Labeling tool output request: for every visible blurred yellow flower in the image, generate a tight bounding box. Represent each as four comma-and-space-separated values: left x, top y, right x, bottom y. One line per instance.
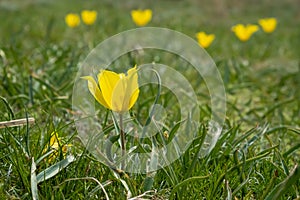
231, 24, 259, 42
65, 13, 80, 28
81, 10, 97, 25
82, 65, 139, 113
196, 32, 215, 48
131, 9, 152, 26
258, 18, 277, 33
43, 132, 71, 163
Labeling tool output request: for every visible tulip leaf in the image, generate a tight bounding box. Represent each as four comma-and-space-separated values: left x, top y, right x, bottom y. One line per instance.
168, 120, 183, 142
105, 134, 120, 161
30, 158, 39, 200
36, 155, 75, 184
265, 165, 300, 200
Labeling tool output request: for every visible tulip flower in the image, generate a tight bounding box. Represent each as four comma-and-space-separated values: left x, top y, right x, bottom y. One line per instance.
83, 66, 139, 166
43, 132, 70, 163
196, 32, 215, 48
231, 24, 259, 42
131, 9, 152, 26
81, 10, 97, 25
82, 65, 139, 113
65, 13, 80, 28
258, 18, 277, 33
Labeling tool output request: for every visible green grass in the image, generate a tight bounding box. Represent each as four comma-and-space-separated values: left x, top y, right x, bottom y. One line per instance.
0, 0, 300, 199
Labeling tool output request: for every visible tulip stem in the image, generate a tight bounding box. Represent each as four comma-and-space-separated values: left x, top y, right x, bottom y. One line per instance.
119, 113, 125, 169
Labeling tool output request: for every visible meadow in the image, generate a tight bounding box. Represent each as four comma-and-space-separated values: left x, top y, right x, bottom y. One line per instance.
0, 0, 299, 199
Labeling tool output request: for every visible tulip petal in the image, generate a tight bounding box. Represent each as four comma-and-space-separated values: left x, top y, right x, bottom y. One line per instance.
99, 70, 120, 110
81, 76, 110, 109
128, 88, 140, 110
109, 66, 139, 112
126, 66, 139, 109
111, 76, 128, 112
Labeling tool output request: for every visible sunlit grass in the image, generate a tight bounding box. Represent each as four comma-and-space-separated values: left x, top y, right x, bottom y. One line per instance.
0, 0, 299, 199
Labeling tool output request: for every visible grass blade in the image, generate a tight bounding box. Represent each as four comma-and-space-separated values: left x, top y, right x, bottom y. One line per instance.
265, 165, 300, 200
169, 175, 210, 199
30, 158, 39, 200
36, 155, 75, 184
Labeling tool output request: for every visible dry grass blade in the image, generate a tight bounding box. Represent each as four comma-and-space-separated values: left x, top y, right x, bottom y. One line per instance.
0, 117, 35, 129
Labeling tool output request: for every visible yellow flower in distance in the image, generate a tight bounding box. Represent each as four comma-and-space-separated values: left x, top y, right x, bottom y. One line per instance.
43, 132, 70, 163
196, 32, 215, 48
81, 10, 97, 25
258, 18, 277, 33
131, 9, 152, 26
65, 13, 80, 28
82, 66, 139, 113
231, 24, 259, 42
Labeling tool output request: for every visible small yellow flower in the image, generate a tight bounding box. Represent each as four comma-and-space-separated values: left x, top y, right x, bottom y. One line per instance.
231, 24, 259, 42
43, 132, 71, 163
82, 65, 139, 113
258, 18, 277, 33
65, 13, 80, 28
81, 10, 97, 25
131, 9, 152, 26
195, 32, 215, 48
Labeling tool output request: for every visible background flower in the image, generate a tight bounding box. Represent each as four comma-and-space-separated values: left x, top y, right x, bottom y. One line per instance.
231, 24, 259, 42
65, 13, 80, 28
43, 132, 70, 163
196, 32, 215, 48
258, 18, 277, 33
81, 10, 97, 25
131, 9, 152, 26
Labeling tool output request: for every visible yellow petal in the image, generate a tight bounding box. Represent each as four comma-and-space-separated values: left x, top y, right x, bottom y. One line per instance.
123, 66, 139, 110
98, 70, 120, 110
81, 76, 110, 109
248, 24, 259, 33
111, 76, 128, 112
127, 65, 139, 90
128, 88, 140, 110
110, 66, 139, 112
50, 133, 59, 147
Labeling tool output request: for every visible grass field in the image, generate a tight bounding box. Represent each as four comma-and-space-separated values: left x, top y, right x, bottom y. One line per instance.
0, 0, 299, 199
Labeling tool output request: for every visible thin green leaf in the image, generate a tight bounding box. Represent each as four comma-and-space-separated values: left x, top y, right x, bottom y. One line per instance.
36, 155, 75, 183
30, 158, 39, 200
169, 175, 210, 199
265, 165, 300, 200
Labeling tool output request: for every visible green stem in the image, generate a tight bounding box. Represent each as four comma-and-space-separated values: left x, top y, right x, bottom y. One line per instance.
119, 113, 125, 169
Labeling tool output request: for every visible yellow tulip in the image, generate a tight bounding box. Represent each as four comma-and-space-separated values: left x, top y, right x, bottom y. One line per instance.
195, 32, 215, 48
82, 66, 139, 113
65, 13, 80, 28
81, 10, 97, 25
258, 18, 277, 33
131, 9, 152, 26
231, 24, 259, 42
43, 132, 70, 163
